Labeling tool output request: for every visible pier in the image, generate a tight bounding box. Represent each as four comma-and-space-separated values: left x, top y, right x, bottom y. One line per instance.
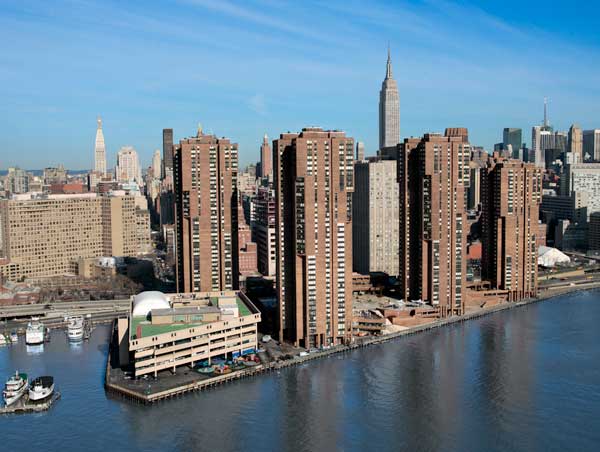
0, 392, 61, 415
105, 287, 600, 405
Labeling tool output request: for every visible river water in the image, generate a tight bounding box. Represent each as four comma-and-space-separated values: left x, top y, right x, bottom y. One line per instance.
1, 291, 599, 452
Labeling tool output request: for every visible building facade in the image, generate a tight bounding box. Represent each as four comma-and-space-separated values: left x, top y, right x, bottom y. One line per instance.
0, 193, 150, 280
583, 129, 600, 162
480, 157, 542, 301
259, 134, 272, 179
116, 146, 142, 184
352, 159, 399, 276
162, 128, 174, 175
503, 128, 522, 159
173, 128, 239, 293
252, 187, 276, 277
274, 128, 354, 347
564, 163, 600, 220
119, 290, 260, 377
397, 133, 470, 315
378, 48, 400, 150
568, 124, 583, 163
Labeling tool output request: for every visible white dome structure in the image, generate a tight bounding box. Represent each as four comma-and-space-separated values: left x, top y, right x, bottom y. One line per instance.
132, 291, 170, 317
538, 246, 571, 268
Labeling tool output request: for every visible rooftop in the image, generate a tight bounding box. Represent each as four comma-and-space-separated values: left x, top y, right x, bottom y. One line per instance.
130, 292, 255, 340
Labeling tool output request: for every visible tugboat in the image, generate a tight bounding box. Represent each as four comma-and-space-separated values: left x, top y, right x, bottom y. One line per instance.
28, 376, 54, 402
3, 372, 28, 406
25, 318, 45, 345
66, 316, 84, 342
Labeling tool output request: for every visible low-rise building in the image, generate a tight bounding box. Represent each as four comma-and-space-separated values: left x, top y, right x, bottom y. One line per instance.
117, 291, 261, 377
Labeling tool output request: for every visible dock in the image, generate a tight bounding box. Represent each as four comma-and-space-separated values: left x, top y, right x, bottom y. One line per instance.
0, 392, 60, 415
105, 285, 600, 404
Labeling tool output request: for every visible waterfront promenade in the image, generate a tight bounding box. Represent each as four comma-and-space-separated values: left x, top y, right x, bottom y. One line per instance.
105, 282, 600, 404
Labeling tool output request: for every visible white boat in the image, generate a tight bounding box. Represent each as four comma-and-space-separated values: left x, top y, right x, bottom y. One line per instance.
10, 331, 18, 343
0, 335, 6, 347
26, 318, 45, 345
66, 316, 84, 342
28, 376, 54, 402
3, 371, 28, 406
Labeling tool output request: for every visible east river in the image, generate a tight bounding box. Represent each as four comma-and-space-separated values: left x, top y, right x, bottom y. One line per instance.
1, 290, 599, 452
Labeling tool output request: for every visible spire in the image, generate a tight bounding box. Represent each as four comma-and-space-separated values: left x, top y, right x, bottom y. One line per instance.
263, 133, 268, 144
197, 122, 203, 137
543, 97, 549, 128
97, 116, 102, 129
386, 44, 393, 79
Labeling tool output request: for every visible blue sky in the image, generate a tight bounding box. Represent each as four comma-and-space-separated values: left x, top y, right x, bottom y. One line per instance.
1, 0, 599, 170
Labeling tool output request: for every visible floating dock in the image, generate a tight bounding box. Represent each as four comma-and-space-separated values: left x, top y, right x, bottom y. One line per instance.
0, 392, 60, 415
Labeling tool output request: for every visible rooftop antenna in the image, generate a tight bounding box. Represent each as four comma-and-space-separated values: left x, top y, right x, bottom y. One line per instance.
386, 42, 393, 79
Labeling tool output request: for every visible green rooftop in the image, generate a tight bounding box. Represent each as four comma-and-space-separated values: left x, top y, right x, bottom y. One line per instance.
130, 296, 254, 340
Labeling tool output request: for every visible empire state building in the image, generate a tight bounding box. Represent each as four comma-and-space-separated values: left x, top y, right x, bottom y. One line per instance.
379, 47, 400, 150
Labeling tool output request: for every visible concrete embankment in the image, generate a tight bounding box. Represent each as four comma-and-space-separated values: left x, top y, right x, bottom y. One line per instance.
105, 285, 600, 404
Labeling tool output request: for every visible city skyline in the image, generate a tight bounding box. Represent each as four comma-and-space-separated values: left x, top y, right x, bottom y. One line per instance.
1, 0, 600, 169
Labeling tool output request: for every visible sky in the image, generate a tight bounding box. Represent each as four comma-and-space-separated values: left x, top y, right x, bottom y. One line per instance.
1, 0, 600, 170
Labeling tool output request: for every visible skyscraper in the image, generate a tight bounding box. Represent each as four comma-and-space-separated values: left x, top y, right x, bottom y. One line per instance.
379, 47, 400, 150
259, 134, 272, 179
583, 129, 600, 161
353, 159, 399, 276
356, 141, 365, 161
397, 133, 470, 315
94, 117, 107, 176
162, 128, 174, 175
503, 128, 522, 159
274, 127, 354, 347
531, 98, 553, 168
568, 124, 583, 163
480, 156, 541, 301
116, 146, 142, 184
152, 149, 162, 179
173, 126, 239, 293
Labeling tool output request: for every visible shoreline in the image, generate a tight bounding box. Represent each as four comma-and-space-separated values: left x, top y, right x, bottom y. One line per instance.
105, 284, 600, 404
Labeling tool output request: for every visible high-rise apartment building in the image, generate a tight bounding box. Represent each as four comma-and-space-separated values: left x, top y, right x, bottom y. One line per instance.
564, 163, 600, 219
568, 124, 583, 163
353, 159, 399, 276
583, 129, 600, 162
0, 193, 151, 281
503, 128, 522, 159
274, 127, 354, 347
116, 146, 142, 184
173, 127, 239, 293
252, 187, 276, 277
6, 168, 29, 194
162, 128, 174, 175
152, 149, 162, 179
43, 165, 67, 185
356, 142, 365, 161
397, 133, 470, 315
480, 156, 541, 301
259, 134, 272, 179
94, 117, 107, 176
379, 48, 400, 150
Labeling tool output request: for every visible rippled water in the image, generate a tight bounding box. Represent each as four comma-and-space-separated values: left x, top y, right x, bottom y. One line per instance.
1, 291, 599, 452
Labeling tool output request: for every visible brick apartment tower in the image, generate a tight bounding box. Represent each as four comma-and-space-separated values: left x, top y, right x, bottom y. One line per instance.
397, 132, 470, 315
173, 127, 239, 293
274, 128, 354, 347
480, 155, 541, 301
259, 134, 272, 179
